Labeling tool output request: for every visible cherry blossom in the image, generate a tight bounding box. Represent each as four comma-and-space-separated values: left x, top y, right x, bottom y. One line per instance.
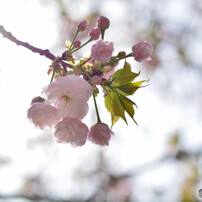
27, 102, 58, 130
54, 117, 89, 147
88, 123, 114, 146
132, 40, 153, 62
91, 39, 114, 63
43, 75, 93, 120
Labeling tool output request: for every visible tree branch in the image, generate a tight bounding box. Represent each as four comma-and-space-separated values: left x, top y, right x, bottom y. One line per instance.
0, 25, 56, 60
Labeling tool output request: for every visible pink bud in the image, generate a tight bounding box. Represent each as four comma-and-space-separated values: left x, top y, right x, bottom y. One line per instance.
89, 27, 101, 40
31, 96, 45, 105
88, 123, 114, 146
77, 20, 89, 32
97, 16, 110, 30
73, 40, 81, 48
132, 40, 153, 62
92, 75, 102, 85
91, 39, 114, 63
117, 51, 126, 58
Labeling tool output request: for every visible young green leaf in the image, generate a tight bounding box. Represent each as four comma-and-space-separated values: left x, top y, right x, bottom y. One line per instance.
105, 92, 127, 123
111, 115, 120, 127
123, 60, 131, 71
112, 69, 140, 85
116, 80, 147, 96
118, 95, 138, 125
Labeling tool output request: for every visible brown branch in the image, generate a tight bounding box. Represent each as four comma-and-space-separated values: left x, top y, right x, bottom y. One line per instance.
0, 194, 81, 202
0, 25, 56, 60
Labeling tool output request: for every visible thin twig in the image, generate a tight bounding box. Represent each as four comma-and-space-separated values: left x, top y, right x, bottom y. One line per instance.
0, 25, 56, 60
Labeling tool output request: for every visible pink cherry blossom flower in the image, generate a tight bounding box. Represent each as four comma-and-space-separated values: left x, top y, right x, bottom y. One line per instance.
132, 40, 153, 62
97, 16, 110, 29
89, 27, 101, 40
73, 40, 81, 48
54, 117, 89, 147
43, 75, 93, 120
92, 75, 102, 85
27, 102, 58, 130
77, 20, 89, 32
88, 123, 114, 146
91, 39, 114, 63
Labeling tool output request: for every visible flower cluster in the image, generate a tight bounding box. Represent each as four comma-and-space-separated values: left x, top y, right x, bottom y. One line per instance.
27, 16, 153, 147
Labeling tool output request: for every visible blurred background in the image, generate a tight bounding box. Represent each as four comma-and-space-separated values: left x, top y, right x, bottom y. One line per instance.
0, 0, 202, 201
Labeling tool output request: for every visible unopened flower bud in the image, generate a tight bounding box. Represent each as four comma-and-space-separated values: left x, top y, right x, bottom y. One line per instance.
97, 16, 110, 30
92, 75, 102, 85
117, 51, 126, 58
89, 28, 101, 40
73, 40, 81, 48
132, 41, 153, 62
77, 20, 89, 32
31, 96, 45, 105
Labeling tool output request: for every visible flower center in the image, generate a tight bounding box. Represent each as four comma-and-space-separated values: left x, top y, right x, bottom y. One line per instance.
61, 94, 70, 102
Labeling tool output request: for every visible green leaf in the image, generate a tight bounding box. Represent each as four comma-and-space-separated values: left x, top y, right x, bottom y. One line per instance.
112, 69, 140, 85
111, 115, 120, 127
118, 93, 138, 108
105, 92, 127, 123
117, 80, 147, 96
123, 60, 131, 71
118, 95, 138, 125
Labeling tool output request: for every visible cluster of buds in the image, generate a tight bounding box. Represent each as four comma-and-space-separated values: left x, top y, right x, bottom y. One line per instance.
27, 16, 153, 147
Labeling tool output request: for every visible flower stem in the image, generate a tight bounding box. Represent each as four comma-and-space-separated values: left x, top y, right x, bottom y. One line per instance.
102, 53, 133, 67
69, 29, 79, 51
50, 68, 55, 83
93, 93, 101, 123
101, 29, 105, 40
71, 38, 92, 54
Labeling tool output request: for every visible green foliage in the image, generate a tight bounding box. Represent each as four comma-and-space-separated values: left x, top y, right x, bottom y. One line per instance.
116, 80, 146, 96
105, 92, 127, 123
123, 60, 131, 71
112, 69, 140, 85
104, 61, 147, 127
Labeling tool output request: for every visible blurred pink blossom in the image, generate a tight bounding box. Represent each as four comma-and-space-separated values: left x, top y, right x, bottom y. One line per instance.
54, 117, 89, 147
77, 20, 89, 32
88, 123, 114, 146
43, 75, 93, 120
97, 16, 110, 29
89, 27, 101, 40
132, 40, 153, 62
91, 39, 114, 63
27, 102, 58, 130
